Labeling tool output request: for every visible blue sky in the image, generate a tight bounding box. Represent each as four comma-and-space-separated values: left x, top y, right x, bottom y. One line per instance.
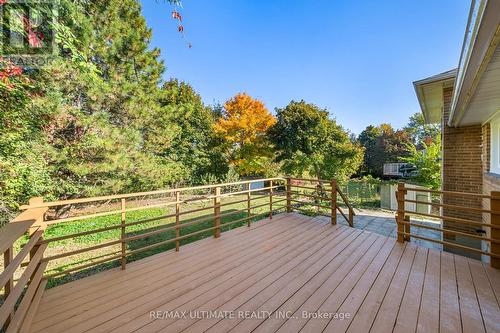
140, 0, 470, 134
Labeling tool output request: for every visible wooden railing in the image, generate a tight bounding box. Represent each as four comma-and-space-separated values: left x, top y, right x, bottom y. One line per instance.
396, 182, 500, 268
286, 177, 355, 226
1, 176, 355, 331
0, 199, 47, 333
21, 178, 291, 279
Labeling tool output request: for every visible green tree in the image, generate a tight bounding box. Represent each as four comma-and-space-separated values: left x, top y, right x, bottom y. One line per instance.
358, 124, 413, 177
40, 0, 185, 198
404, 112, 441, 146
0, 70, 52, 211
269, 100, 364, 182
357, 125, 384, 176
403, 137, 441, 189
0, 0, 199, 213
158, 79, 228, 182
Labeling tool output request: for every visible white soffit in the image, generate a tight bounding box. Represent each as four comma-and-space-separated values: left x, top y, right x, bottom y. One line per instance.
459, 43, 500, 126
450, 0, 500, 126
413, 69, 457, 124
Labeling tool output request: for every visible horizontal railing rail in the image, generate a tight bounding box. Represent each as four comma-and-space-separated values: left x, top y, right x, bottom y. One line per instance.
18, 178, 286, 210
396, 182, 500, 268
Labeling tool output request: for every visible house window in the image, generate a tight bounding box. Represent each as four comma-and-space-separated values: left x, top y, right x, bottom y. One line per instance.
490, 114, 500, 174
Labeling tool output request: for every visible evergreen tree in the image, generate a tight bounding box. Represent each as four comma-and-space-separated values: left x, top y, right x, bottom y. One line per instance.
0, 0, 204, 212
38, 0, 186, 199
159, 79, 226, 182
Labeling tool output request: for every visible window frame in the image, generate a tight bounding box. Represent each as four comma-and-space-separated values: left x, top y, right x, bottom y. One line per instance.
490, 113, 500, 174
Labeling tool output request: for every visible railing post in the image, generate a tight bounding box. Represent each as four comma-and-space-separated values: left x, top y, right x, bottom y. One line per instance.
331, 179, 337, 225
396, 182, 406, 243
404, 215, 411, 242
28, 197, 44, 237
286, 177, 292, 213
214, 186, 221, 238
3, 247, 14, 327
175, 191, 181, 251
269, 180, 273, 220
246, 182, 251, 227
120, 198, 126, 270
28, 197, 44, 280
491, 191, 500, 268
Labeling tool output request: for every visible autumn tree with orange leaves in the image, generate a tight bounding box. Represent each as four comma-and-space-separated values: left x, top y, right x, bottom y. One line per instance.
214, 93, 277, 176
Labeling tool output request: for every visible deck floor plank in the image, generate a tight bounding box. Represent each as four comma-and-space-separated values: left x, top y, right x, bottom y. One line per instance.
252, 239, 402, 333
439, 252, 462, 333
39, 213, 294, 306
217, 234, 384, 333
299, 236, 391, 333
416, 249, 441, 333
467, 258, 500, 333
33, 215, 306, 330
393, 246, 428, 333
321, 238, 397, 333
483, 263, 500, 306
40, 214, 310, 313
345, 242, 406, 333
368, 243, 417, 333
26, 213, 500, 333
273, 234, 383, 333
454, 254, 486, 333
176, 232, 366, 332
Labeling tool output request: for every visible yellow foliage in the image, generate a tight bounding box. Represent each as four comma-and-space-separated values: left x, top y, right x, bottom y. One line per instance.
214, 93, 276, 145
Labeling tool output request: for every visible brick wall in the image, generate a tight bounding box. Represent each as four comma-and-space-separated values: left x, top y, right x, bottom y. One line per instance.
441, 87, 483, 256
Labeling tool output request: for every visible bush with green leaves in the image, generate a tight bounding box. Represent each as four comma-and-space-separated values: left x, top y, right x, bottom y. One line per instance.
403, 137, 441, 190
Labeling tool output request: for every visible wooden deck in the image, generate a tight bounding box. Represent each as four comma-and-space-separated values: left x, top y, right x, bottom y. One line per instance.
29, 213, 500, 333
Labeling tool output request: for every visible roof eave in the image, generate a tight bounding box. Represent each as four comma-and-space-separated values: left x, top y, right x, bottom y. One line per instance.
413, 70, 457, 124
448, 0, 500, 127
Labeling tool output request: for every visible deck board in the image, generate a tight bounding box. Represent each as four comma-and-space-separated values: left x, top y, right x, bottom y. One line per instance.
322, 237, 396, 333
468, 259, 500, 333
416, 249, 440, 333
29, 213, 500, 333
393, 246, 428, 333
439, 252, 462, 333
455, 254, 486, 333
344, 239, 406, 333
369, 243, 417, 333
298, 235, 389, 333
